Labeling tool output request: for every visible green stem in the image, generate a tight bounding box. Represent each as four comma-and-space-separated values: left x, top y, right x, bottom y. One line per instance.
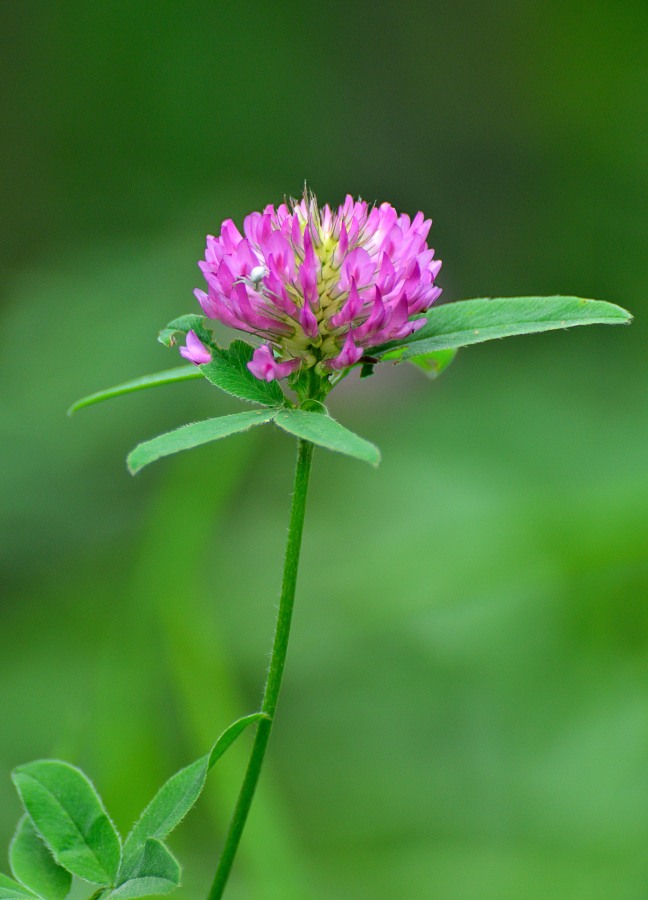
207, 438, 315, 899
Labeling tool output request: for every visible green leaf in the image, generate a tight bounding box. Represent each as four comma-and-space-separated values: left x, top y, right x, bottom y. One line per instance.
120, 758, 205, 876
9, 817, 71, 900
374, 296, 632, 358
200, 341, 286, 407
67, 366, 202, 415
157, 314, 215, 349
11, 761, 121, 886
274, 409, 381, 467
121, 713, 266, 872
107, 841, 179, 899
127, 410, 277, 474
0, 874, 38, 899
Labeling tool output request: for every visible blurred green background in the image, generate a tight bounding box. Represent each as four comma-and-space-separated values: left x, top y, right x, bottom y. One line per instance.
1, 2, 647, 897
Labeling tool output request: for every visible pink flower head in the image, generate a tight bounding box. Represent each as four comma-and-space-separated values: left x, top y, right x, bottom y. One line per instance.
180, 330, 211, 366
194, 191, 442, 381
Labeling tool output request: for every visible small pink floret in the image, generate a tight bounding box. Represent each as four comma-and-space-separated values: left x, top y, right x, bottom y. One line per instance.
328, 332, 364, 371
248, 345, 300, 382
180, 330, 211, 366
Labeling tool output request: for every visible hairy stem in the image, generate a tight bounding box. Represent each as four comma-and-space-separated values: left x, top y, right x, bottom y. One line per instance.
207, 438, 315, 899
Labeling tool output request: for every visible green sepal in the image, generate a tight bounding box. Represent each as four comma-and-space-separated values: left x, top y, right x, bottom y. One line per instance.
200, 341, 287, 407
287, 366, 331, 403
374, 296, 632, 358
127, 410, 278, 474
106, 841, 180, 899
158, 314, 216, 349
67, 366, 202, 415
0, 874, 39, 899
120, 713, 266, 874
9, 817, 71, 900
274, 408, 380, 467
11, 760, 121, 887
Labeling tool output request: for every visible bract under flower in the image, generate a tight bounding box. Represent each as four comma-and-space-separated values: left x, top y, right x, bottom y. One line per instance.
193, 192, 442, 383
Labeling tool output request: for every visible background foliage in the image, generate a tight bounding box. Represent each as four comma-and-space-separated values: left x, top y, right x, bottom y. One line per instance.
1, 2, 646, 897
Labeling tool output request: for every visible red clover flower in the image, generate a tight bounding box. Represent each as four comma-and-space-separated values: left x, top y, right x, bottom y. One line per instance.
188, 192, 442, 382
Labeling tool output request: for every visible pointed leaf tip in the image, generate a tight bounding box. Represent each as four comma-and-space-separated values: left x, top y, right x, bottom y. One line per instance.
208, 712, 268, 770
68, 366, 203, 415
